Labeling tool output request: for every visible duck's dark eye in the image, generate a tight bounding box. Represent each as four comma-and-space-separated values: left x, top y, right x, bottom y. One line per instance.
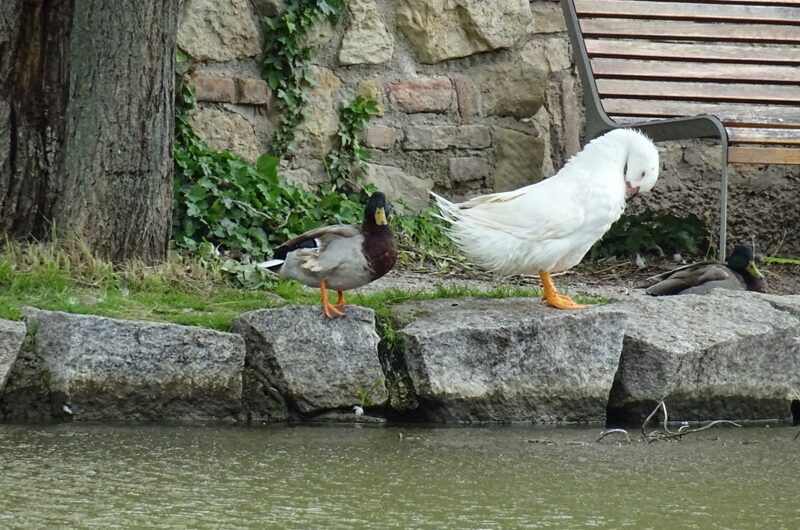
640, 170, 646, 180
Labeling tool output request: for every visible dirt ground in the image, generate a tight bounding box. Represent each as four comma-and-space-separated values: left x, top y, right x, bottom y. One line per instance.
366, 257, 799, 300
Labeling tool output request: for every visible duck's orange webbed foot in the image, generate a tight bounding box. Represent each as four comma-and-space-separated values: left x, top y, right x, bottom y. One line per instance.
334, 291, 347, 309
320, 281, 346, 319
539, 271, 589, 310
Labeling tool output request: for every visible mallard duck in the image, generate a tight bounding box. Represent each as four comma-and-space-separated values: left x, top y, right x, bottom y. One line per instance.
433, 128, 660, 310
259, 192, 397, 318
645, 244, 766, 295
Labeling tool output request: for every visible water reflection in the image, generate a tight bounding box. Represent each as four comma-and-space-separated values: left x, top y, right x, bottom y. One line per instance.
1, 424, 798, 528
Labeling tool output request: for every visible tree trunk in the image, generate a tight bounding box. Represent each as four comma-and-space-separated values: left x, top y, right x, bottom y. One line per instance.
0, 0, 177, 262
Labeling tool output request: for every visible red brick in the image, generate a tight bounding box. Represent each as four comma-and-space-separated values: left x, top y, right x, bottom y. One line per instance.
388, 76, 453, 114
192, 76, 236, 103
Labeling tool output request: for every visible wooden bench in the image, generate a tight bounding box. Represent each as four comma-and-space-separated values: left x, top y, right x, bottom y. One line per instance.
561, 0, 800, 257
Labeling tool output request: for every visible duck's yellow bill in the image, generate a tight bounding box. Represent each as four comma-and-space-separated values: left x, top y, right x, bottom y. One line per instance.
746, 261, 763, 278
374, 207, 388, 226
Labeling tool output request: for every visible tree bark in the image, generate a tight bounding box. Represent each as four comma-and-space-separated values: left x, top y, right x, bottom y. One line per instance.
0, 0, 177, 262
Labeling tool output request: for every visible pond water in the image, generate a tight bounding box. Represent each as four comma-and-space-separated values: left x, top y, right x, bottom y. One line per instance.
1, 423, 798, 529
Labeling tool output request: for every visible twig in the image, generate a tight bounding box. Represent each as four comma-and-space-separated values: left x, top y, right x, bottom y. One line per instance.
597, 429, 631, 443
640, 401, 741, 443
794, 430, 799, 441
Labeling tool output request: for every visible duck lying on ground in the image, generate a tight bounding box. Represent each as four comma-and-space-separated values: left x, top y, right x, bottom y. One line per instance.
433, 128, 660, 310
645, 243, 766, 296
259, 192, 397, 318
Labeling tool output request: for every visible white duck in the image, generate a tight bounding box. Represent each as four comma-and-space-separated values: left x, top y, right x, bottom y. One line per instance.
433, 128, 659, 310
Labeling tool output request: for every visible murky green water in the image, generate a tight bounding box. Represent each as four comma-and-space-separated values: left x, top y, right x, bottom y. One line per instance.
1, 423, 798, 529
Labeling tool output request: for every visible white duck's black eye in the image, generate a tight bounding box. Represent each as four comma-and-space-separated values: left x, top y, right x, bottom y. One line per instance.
640, 170, 646, 180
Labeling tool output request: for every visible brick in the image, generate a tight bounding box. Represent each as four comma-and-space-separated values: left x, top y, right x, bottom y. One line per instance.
449, 157, 492, 183
192, 76, 237, 103
236, 78, 270, 105
388, 76, 453, 114
363, 125, 397, 150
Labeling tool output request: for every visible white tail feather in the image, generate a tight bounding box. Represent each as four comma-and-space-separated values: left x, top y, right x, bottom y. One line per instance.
256, 259, 284, 270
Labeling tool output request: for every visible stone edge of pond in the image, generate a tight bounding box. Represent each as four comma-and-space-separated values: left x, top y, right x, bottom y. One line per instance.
1, 291, 799, 425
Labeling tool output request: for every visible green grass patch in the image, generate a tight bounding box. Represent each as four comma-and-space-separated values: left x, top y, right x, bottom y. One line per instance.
765, 256, 800, 266
0, 240, 607, 331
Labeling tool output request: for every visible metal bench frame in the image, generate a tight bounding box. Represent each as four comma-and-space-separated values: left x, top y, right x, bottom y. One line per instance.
561, 0, 731, 258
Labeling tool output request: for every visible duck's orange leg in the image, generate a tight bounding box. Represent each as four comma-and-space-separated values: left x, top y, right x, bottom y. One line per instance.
320, 280, 345, 318
539, 271, 588, 310
334, 290, 346, 309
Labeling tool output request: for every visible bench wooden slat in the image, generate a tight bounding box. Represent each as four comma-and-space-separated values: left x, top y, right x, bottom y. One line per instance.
596, 79, 800, 105
584, 39, 800, 65
729, 146, 800, 164
575, 0, 800, 25
696, 0, 800, 5
591, 58, 800, 83
602, 99, 800, 127
728, 127, 800, 144
580, 18, 800, 43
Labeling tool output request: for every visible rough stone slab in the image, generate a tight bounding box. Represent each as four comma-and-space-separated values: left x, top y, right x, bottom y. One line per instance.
188, 107, 261, 162
0, 319, 26, 393
464, 63, 547, 119
390, 298, 628, 423
178, 0, 261, 61
365, 163, 433, 212
294, 66, 342, 158
449, 156, 491, 183
236, 78, 271, 105
492, 128, 545, 191
231, 306, 387, 414
397, 0, 532, 64
339, 0, 394, 65
23, 308, 246, 421
607, 291, 800, 424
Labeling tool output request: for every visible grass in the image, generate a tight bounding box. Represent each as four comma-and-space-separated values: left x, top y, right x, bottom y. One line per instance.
765, 256, 800, 266
0, 240, 607, 331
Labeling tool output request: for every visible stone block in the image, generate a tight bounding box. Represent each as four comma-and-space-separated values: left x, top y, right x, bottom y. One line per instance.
236, 78, 270, 105
454, 74, 481, 118
449, 157, 492, 183
363, 125, 398, 150
232, 306, 387, 414
464, 63, 547, 118
188, 107, 262, 162
531, 2, 567, 33
178, 0, 261, 61
389, 77, 453, 114
0, 319, 26, 393
492, 128, 545, 191
365, 163, 433, 212
339, 0, 394, 65
607, 292, 800, 424
193, 76, 237, 103
403, 125, 491, 151
397, 0, 532, 64
22, 308, 246, 421
389, 298, 628, 422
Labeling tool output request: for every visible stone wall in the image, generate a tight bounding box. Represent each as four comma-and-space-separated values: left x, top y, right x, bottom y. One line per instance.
177, 0, 800, 255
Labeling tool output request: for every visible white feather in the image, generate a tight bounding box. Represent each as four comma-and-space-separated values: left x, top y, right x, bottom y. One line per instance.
256, 259, 285, 269
433, 129, 659, 276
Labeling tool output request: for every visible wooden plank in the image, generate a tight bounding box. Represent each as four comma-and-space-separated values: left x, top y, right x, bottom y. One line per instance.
728, 127, 800, 144
595, 79, 800, 105
584, 39, 800, 65
575, 0, 800, 25
601, 99, 800, 126
579, 19, 800, 43
729, 146, 800, 163
698, 0, 800, 5
591, 58, 800, 83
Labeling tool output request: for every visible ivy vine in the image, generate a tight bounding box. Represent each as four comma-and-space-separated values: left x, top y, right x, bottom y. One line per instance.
262, 0, 346, 155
